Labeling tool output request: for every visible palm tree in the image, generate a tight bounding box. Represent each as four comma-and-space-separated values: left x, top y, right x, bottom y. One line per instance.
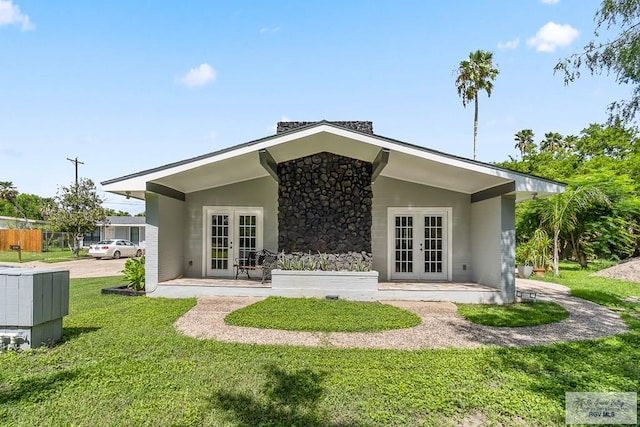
541, 186, 609, 275
562, 134, 579, 152
0, 181, 30, 228
540, 132, 564, 153
514, 129, 535, 156
0, 181, 18, 203
455, 50, 499, 160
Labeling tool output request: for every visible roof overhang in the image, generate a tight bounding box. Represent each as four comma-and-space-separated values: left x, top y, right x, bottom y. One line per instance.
102, 122, 565, 203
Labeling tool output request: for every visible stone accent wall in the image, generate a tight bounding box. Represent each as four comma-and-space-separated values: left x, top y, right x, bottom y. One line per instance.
276, 121, 374, 134
278, 152, 372, 253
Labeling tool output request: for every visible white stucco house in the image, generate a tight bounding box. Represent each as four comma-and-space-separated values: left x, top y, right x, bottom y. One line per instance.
99, 216, 146, 247
102, 121, 564, 303
82, 216, 146, 248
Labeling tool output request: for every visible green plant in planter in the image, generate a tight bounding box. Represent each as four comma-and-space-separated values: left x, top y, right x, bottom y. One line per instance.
122, 256, 145, 291
276, 251, 373, 271
529, 229, 552, 273
515, 242, 533, 266
317, 252, 330, 271
515, 241, 534, 278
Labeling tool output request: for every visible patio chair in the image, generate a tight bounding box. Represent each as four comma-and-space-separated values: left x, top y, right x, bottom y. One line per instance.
234, 249, 278, 283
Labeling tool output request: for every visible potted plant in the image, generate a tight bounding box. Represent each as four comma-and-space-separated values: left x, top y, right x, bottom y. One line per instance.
515, 241, 534, 279
529, 229, 551, 276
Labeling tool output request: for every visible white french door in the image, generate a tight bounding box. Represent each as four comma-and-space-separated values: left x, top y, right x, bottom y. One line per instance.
204, 207, 263, 277
388, 208, 451, 281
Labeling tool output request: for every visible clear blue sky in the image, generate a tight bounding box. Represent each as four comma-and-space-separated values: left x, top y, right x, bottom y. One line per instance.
0, 0, 629, 214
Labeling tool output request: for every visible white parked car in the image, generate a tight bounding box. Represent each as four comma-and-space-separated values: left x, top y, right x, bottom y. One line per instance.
88, 239, 143, 259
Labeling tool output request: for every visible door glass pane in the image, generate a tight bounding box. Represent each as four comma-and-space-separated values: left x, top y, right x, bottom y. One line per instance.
237, 215, 257, 267
423, 215, 444, 274
211, 215, 229, 270
395, 215, 413, 273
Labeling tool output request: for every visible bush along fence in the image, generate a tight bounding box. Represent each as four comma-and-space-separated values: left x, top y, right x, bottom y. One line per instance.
277, 251, 373, 272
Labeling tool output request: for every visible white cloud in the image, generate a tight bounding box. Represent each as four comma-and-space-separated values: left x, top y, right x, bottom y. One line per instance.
497, 37, 520, 50
527, 22, 579, 52
177, 63, 216, 88
260, 26, 281, 34
540, 0, 560, 4
0, 0, 34, 31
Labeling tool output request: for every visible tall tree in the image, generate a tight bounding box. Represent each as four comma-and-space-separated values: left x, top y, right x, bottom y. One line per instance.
455, 50, 499, 160
555, 0, 640, 123
563, 135, 580, 153
45, 178, 108, 256
514, 129, 535, 156
0, 181, 31, 228
541, 132, 564, 153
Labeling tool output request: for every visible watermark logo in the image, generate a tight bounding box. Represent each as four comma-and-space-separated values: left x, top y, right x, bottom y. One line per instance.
566, 392, 637, 425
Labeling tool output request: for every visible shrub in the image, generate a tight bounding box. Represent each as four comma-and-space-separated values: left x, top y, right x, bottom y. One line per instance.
122, 256, 145, 291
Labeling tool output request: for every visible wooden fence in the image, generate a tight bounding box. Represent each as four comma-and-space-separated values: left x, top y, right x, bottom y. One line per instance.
0, 229, 42, 252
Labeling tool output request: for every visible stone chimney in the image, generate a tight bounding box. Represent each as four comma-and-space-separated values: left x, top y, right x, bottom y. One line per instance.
276, 121, 374, 134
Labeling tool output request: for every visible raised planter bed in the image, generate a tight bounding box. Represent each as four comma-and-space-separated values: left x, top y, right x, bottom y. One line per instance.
101, 285, 145, 297
271, 269, 379, 301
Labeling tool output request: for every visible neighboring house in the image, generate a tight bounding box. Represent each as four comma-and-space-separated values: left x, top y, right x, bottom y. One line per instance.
102, 121, 564, 303
83, 216, 146, 248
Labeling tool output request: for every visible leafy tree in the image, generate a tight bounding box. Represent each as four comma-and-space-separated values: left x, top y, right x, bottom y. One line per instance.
571, 171, 640, 259
0, 181, 31, 228
555, 0, 640, 123
503, 121, 640, 265
0, 193, 54, 221
45, 178, 108, 256
575, 120, 638, 159
455, 49, 499, 160
514, 129, 535, 156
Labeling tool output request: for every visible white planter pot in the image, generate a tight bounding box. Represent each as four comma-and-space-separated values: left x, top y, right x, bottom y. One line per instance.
271, 269, 379, 301
517, 265, 533, 279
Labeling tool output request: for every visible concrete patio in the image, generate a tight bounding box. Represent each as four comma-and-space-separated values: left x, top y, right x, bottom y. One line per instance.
148, 276, 504, 303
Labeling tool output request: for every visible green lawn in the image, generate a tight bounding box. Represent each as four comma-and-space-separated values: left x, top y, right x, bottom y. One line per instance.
225, 296, 421, 332
0, 248, 88, 263
0, 267, 638, 426
457, 301, 569, 327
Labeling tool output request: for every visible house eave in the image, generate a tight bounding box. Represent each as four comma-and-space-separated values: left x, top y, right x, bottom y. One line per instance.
101, 121, 566, 200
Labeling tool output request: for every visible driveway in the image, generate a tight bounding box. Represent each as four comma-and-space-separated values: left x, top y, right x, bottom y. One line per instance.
0, 258, 127, 278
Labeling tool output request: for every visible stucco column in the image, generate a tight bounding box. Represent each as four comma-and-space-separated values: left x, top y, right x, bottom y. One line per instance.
500, 196, 516, 303
145, 193, 160, 290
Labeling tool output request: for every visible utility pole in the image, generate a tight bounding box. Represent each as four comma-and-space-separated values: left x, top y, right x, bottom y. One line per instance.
66, 157, 84, 256
67, 157, 84, 188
